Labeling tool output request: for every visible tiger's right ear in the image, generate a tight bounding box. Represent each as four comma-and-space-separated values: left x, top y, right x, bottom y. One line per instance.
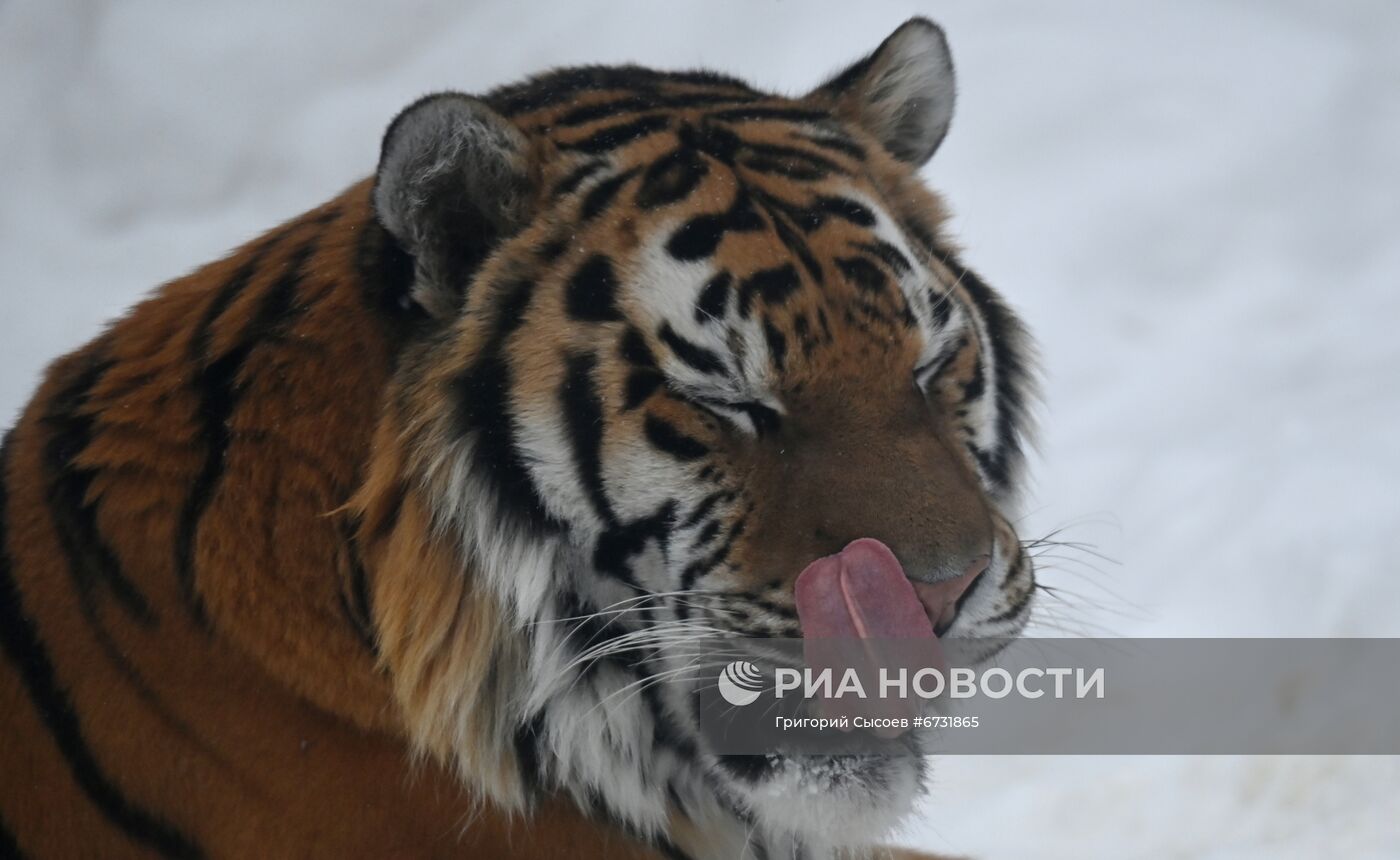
814, 18, 957, 166
373, 93, 534, 318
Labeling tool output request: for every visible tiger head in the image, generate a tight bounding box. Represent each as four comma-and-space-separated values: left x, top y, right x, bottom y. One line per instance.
357, 17, 1036, 855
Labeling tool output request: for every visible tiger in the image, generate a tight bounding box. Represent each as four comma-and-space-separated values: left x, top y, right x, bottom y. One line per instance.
0, 16, 1037, 860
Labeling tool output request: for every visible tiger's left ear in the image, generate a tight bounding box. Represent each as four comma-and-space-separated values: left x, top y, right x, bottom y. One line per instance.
813, 17, 957, 166
373, 93, 535, 318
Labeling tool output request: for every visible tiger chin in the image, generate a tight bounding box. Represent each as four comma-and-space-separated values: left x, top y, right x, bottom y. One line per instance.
0, 17, 1035, 860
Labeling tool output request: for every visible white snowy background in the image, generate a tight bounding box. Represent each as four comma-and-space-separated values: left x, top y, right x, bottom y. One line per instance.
2, 1, 1398, 857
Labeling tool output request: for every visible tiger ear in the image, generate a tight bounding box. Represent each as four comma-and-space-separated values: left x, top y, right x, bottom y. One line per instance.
373, 93, 534, 318
814, 17, 957, 166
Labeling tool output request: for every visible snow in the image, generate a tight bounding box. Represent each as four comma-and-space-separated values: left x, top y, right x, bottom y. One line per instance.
3, 1, 1398, 856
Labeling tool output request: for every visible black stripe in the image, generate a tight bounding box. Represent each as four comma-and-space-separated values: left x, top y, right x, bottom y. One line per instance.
453, 279, 556, 527
776, 211, 825, 283
552, 159, 607, 197
592, 501, 676, 584
741, 156, 825, 181
749, 189, 824, 283
620, 327, 665, 410
345, 541, 373, 639
623, 371, 663, 411
555, 91, 744, 127
658, 324, 726, 376
796, 131, 866, 161
618, 327, 659, 369
737, 264, 800, 317
665, 214, 728, 262
811, 195, 875, 228
961, 352, 986, 401
717, 754, 776, 783
835, 256, 887, 295
665, 190, 764, 263
38, 354, 246, 781
693, 273, 731, 324
636, 147, 709, 210
565, 255, 623, 322
930, 248, 1030, 492
762, 320, 788, 372
559, 115, 670, 155
337, 529, 377, 655
580, 167, 640, 222
40, 369, 233, 768
0, 437, 205, 859
741, 592, 797, 622
914, 345, 958, 389
724, 193, 764, 233
692, 520, 721, 549
926, 287, 955, 329
560, 353, 616, 525
855, 240, 912, 275
511, 711, 546, 797
986, 582, 1033, 624
537, 236, 570, 263
41, 347, 154, 624
682, 491, 725, 529
556, 96, 661, 127
792, 312, 814, 357
177, 239, 316, 623
643, 416, 708, 461
678, 122, 742, 165
738, 142, 845, 180
680, 514, 745, 592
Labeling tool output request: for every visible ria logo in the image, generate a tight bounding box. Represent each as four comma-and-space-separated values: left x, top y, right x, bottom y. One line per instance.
717, 660, 766, 706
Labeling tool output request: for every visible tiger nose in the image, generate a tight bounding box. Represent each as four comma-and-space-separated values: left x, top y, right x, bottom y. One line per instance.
899, 535, 993, 586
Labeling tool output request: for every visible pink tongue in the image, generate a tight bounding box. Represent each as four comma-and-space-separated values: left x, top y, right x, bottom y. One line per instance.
794, 538, 934, 640
793, 538, 933, 736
